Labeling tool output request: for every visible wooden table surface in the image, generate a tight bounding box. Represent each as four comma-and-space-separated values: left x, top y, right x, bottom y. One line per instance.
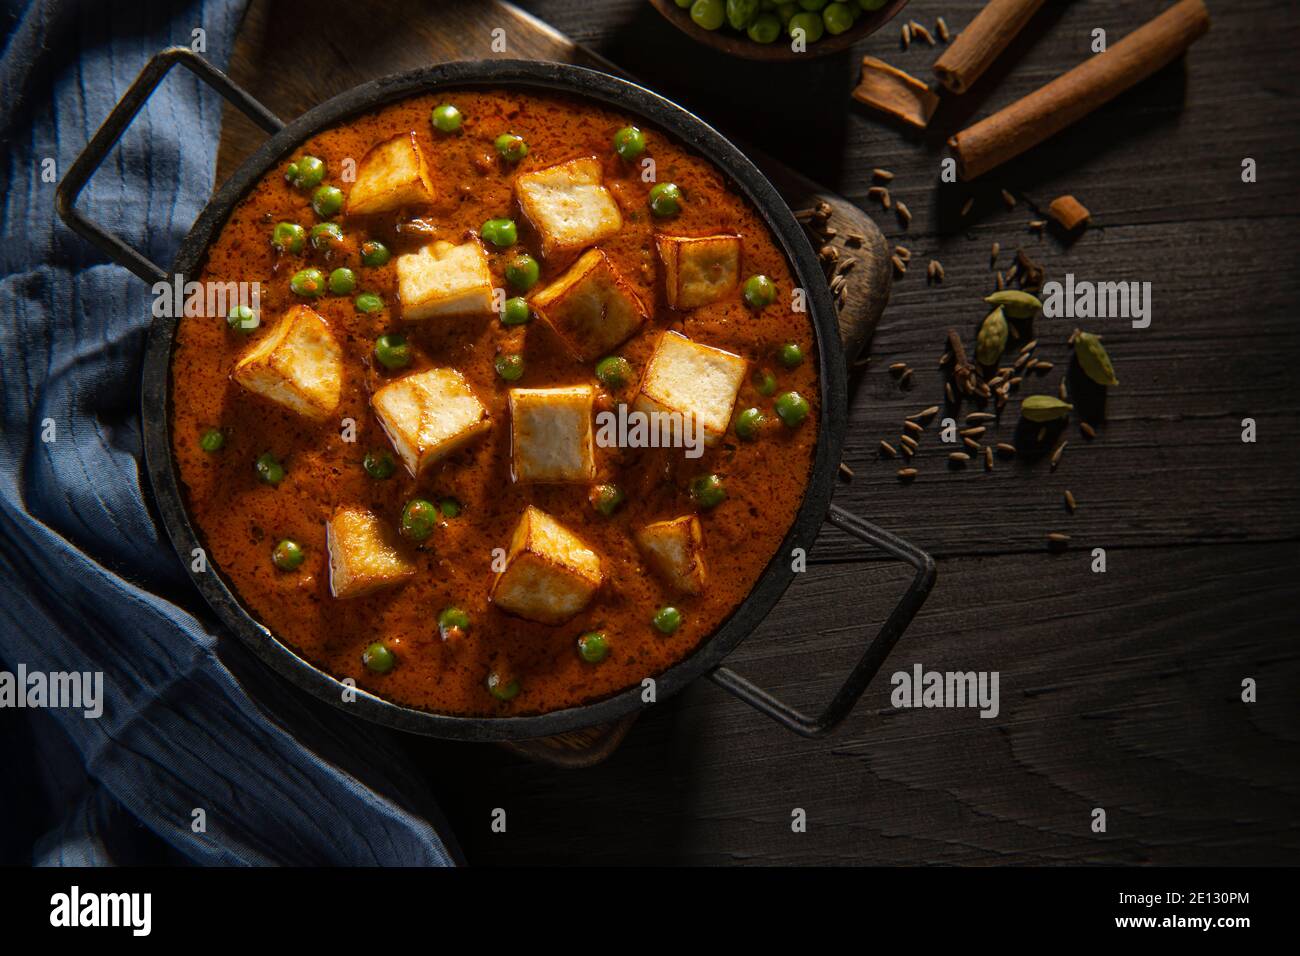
403, 0, 1300, 865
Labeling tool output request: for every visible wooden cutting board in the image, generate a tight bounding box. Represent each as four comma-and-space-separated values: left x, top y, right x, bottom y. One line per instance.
216, 0, 891, 767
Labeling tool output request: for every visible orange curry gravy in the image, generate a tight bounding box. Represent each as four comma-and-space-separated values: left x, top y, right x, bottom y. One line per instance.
173, 89, 819, 716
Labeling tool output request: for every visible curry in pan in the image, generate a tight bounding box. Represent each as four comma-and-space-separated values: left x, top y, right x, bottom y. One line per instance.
172, 89, 819, 716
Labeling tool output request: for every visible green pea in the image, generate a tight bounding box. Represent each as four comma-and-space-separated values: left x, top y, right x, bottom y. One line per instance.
271, 221, 305, 254
648, 182, 682, 217
354, 292, 385, 314
577, 631, 610, 664
774, 390, 810, 427
823, 1, 854, 33
590, 483, 625, 517
799, 0, 828, 9
374, 333, 411, 370
777, 2, 799, 24
675, 0, 692, 6
285, 155, 325, 191
255, 452, 285, 486
311, 184, 344, 218
613, 126, 646, 161
734, 407, 765, 441
360, 240, 391, 267
788, 10, 825, 40
431, 103, 463, 133
505, 253, 540, 291
439, 606, 470, 635
743, 274, 776, 308
362, 642, 395, 674
199, 428, 225, 452
727, 0, 759, 29
481, 217, 517, 247
653, 606, 682, 635
400, 498, 438, 542
501, 296, 531, 326
494, 133, 528, 162
753, 368, 777, 396
363, 450, 395, 479
486, 671, 520, 701
748, 11, 782, 41
226, 304, 259, 332
289, 267, 325, 297
779, 342, 804, 367
691, 0, 726, 29
310, 221, 344, 251
690, 473, 727, 509
595, 355, 633, 389
328, 267, 357, 295
495, 353, 525, 381
438, 497, 462, 518
272, 539, 305, 571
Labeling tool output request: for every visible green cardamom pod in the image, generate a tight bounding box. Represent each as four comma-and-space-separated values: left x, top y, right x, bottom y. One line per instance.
983, 290, 1043, 319
1074, 331, 1118, 386
1021, 394, 1074, 422
975, 306, 1008, 366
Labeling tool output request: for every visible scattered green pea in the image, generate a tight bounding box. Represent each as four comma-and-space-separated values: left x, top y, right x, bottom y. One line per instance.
753, 368, 777, 396
289, 267, 325, 297
328, 267, 357, 295
486, 672, 520, 701
743, 274, 776, 308
481, 217, 518, 247
734, 407, 765, 441
272, 539, 305, 571
494, 133, 528, 162
310, 221, 344, 251
595, 355, 633, 389
653, 606, 682, 635
613, 126, 646, 161
505, 253, 540, 291
284, 155, 325, 191
226, 304, 258, 332
439, 606, 470, 637
362, 642, 395, 674
354, 291, 385, 314
779, 342, 804, 368
501, 296, 531, 326
590, 483, 625, 517
255, 452, 285, 486
648, 182, 682, 217
311, 184, 344, 218
577, 631, 610, 664
374, 333, 411, 370
271, 221, 305, 254
363, 450, 395, 479
360, 240, 391, 267
690, 473, 727, 509
431, 103, 463, 133
400, 498, 438, 542
438, 497, 462, 518
774, 390, 810, 428
495, 353, 525, 381
199, 428, 225, 452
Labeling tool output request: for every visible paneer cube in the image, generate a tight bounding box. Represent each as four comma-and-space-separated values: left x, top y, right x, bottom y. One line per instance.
633, 331, 747, 446
491, 506, 603, 624
326, 508, 416, 599
529, 248, 646, 361
634, 515, 707, 596
509, 386, 596, 483
230, 305, 342, 422
345, 131, 436, 216
656, 234, 742, 309
371, 367, 490, 476
514, 156, 622, 258
395, 239, 494, 321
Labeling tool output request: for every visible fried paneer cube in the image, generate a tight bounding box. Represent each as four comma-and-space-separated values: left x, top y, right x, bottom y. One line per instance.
395, 239, 494, 321
345, 131, 436, 216
326, 508, 416, 599
514, 156, 622, 258
490, 506, 603, 625
231, 305, 342, 422
655, 233, 742, 309
633, 331, 747, 446
371, 367, 490, 476
529, 248, 646, 361
508, 386, 596, 484
634, 515, 706, 596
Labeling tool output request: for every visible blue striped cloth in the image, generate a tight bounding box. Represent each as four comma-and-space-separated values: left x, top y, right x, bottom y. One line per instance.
0, 0, 458, 865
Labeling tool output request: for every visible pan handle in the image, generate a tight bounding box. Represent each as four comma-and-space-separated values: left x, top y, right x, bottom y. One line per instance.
55, 47, 284, 284
708, 504, 936, 738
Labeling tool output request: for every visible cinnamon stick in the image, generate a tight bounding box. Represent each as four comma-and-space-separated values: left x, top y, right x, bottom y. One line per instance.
852, 57, 941, 130
948, 0, 1211, 180
1048, 195, 1090, 230
933, 0, 1046, 95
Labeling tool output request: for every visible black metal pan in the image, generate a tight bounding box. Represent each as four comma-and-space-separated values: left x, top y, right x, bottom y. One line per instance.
56, 48, 935, 741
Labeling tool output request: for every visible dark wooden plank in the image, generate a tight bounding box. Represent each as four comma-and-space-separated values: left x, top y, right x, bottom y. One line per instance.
415, 542, 1300, 864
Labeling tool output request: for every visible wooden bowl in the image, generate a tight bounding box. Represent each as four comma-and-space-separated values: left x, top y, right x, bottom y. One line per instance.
648, 0, 910, 62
